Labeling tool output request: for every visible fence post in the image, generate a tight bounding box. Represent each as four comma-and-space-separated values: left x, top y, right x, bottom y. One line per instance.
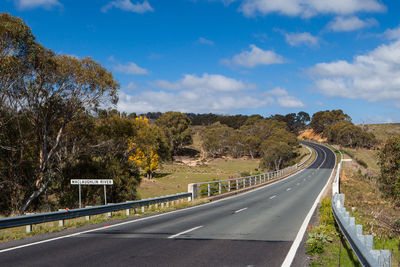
218, 182, 222, 194
243, 178, 245, 188
207, 183, 211, 197
228, 180, 231, 192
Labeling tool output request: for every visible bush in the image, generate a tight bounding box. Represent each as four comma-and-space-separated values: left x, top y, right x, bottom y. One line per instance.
306, 198, 334, 255
378, 136, 400, 203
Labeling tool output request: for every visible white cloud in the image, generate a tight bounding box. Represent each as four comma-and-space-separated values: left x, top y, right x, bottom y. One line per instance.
222, 44, 284, 68
15, 0, 61, 9
101, 0, 154, 13
284, 32, 319, 47
113, 62, 148, 75
197, 37, 214, 45
267, 87, 305, 108
118, 91, 270, 114
327, 16, 378, 32
118, 74, 269, 113
239, 0, 385, 18
154, 73, 256, 92
383, 26, 400, 40
310, 38, 400, 106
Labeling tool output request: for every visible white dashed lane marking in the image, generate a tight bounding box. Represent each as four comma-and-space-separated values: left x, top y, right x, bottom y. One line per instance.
234, 207, 248, 214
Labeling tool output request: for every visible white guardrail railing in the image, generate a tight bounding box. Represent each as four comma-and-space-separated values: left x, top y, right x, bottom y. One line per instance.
329, 145, 391, 267
188, 145, 313, 200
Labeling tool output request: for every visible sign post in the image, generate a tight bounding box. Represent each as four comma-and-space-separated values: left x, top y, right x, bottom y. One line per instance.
79, 184, 82, 208
70, 179, 114, 208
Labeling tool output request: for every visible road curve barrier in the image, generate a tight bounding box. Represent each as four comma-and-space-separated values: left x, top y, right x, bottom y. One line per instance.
0, 192, 192, 233
188, 145, 313, 200
329, 145, 391, 267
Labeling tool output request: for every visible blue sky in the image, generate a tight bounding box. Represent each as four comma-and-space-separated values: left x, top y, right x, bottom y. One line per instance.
2, 0, 400, 123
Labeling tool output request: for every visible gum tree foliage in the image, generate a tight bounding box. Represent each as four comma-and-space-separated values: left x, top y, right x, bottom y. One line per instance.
269, 111, 310, 134
155, 111, 192, 156
310, 110, 351, 134
0, 14, 119, 214
200, 118, 298, 170
378, 136, 400, 204
323, 120, 376, 148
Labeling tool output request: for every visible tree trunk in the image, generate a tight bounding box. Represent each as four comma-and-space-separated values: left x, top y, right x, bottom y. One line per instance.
19, 181, 47, 214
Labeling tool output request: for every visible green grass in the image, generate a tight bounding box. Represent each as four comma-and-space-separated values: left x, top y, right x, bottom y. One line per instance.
307, 198, 361, 266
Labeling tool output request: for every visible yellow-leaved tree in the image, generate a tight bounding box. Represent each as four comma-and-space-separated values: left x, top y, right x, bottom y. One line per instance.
128, 116, 161, 179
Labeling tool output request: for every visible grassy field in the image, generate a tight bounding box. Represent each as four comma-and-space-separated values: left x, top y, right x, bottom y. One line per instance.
137, 158, 260, 199
362, 123, 400, 142
137, 141, 311, 199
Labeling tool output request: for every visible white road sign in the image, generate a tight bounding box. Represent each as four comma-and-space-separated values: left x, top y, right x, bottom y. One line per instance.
70, 179, 114, 185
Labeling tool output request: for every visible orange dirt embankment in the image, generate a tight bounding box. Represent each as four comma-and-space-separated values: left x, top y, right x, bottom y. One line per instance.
298, 129, 327, 143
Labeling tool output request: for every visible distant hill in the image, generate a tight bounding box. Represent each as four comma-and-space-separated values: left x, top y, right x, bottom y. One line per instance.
360, 123, 400, 142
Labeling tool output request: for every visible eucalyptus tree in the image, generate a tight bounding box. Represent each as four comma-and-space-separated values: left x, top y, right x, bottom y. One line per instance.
0, 13, 119, 214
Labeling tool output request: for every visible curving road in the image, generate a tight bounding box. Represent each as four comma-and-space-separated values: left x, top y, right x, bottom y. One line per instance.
0, 142, 336, 267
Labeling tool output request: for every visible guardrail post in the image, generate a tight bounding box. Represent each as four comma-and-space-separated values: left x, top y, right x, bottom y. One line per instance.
228, 180, 231, 192
85, 206, 92, 220
141, 206, 145, 213
218, 182, 222, 194
26, 224, 32, 233
166, 201, 169, 208
161, 202, 164, 209
126, 208, 130, 216
243, 178, 245, 188
188, 183, 197, 200
58, 209, 65, 227
207, 183, 211, 197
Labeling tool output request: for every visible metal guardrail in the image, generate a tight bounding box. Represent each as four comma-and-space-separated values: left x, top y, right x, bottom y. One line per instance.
190, 165, 298, 199
188, 145, 313, 199
0, 192, 191, 232
329, 145, 391, 266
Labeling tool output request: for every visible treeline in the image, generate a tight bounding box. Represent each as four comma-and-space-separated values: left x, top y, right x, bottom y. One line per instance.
139, 112, 310, 134
200, 118, 299, 171
310, 110, 377, 148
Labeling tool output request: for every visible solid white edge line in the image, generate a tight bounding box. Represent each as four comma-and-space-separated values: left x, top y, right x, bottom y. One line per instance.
0, 145, 317, 254
234, 207, 248, 213
281, 144, 336, 267
168, 226, 203, 239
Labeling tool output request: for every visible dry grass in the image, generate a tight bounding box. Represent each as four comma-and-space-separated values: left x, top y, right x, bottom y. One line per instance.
299, 129, 327, 142
361, 123, 400, 143
138, 158, 260, 199
340, 160, 400, 264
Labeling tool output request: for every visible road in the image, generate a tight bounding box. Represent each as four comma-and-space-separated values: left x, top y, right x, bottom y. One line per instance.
0, 142, 336, 267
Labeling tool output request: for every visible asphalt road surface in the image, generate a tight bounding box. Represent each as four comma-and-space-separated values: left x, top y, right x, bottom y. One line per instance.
0, 141, 336, 267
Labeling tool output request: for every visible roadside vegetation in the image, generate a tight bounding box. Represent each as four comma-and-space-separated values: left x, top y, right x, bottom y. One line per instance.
306, 115, 400, 266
